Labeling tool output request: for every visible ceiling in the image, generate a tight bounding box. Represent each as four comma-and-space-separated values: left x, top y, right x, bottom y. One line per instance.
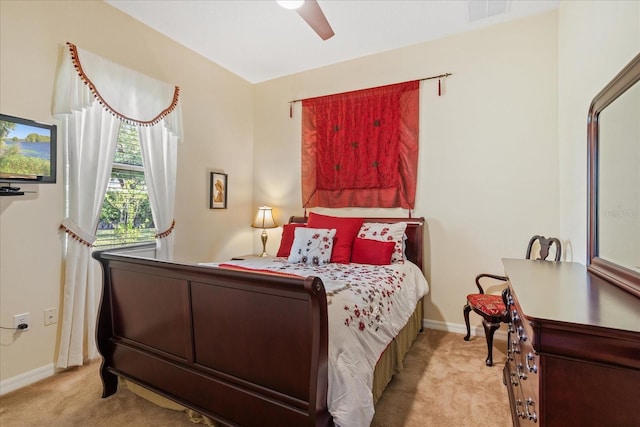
105, 0, 559, 84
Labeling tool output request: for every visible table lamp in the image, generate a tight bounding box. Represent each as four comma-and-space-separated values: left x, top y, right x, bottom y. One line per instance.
251, 206, 277, 257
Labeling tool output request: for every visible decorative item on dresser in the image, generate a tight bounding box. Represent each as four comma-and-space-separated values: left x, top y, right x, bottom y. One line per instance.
502, 52, 640, 427
463, 235, 561, 366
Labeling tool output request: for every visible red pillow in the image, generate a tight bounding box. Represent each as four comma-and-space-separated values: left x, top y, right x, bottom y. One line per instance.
306, 213, 364, 263
276, 223, 306, 257
351, 238, 395, 265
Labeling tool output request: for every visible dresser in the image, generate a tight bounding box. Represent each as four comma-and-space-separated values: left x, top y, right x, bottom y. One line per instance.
502, 259, 640, 427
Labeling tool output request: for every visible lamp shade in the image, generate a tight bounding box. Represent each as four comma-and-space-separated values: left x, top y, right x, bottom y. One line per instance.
251, 206, 277, 229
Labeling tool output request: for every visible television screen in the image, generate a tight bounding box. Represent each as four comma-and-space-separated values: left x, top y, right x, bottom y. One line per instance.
0, 113, 57, 183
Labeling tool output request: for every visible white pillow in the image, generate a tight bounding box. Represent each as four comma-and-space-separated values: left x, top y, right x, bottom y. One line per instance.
288, 227, 336, 265
357, 222, 408, 264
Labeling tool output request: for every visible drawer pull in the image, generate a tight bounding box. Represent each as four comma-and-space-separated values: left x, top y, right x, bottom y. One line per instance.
511, 340, 521, 354
526, 352, 538, 373
516, 399, 527, 419
518, 327, 528, 342
526, 398, 538, 422
517, 363, 528, 380
510, 372, 519, 386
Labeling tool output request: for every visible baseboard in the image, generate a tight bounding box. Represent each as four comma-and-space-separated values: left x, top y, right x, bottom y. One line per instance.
422, 319, 508, 341
0, 363, 55, 396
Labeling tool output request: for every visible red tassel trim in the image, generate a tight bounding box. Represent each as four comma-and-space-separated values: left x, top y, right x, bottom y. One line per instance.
438, 79, 441, 96
155, 219, 176, 239
59, 224, 93, 247
66, 42, 180, 127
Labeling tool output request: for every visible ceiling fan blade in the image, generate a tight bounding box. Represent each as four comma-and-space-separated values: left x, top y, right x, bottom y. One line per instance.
296, 0, 335, 40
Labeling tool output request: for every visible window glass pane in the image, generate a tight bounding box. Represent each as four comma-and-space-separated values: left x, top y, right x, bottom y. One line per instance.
95, 125, 154, 248
114, 123, 143, 166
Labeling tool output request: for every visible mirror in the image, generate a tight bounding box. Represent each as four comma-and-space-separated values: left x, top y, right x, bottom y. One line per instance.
587, 52, 640, 298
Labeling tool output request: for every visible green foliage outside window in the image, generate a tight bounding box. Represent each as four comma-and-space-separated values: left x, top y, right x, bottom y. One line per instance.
95, 124, 155, 248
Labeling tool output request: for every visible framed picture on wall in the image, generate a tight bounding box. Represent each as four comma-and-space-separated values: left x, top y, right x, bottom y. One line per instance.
210, 172, 228, 209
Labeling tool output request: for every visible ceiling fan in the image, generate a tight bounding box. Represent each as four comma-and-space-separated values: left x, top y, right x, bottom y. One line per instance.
277, 0, 335, 40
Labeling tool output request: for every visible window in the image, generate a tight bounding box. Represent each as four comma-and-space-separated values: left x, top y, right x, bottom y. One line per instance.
95, 124, 154, 248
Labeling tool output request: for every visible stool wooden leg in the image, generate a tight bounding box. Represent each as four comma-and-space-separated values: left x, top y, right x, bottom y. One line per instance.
463, 303, 472, 341
482, 320, 500, 366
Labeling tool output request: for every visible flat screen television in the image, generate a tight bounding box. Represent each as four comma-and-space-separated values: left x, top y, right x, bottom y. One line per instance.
0, 113, 57, 184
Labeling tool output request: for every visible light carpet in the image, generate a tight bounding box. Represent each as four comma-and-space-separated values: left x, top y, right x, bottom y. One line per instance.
0, 329, 510, 426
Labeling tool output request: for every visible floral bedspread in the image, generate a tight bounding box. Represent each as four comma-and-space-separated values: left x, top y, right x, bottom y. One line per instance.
212, 257, 429, 427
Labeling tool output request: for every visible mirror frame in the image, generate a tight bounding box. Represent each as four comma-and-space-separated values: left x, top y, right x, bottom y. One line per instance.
587, 52, 640, 298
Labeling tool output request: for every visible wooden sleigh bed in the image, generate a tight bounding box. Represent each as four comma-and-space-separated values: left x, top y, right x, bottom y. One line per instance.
93, 216, 426, 427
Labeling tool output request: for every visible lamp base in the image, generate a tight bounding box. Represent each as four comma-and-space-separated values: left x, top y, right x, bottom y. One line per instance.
259, 230, 269, 257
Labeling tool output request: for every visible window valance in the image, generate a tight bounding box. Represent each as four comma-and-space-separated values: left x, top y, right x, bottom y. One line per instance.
53, 42, 182, 138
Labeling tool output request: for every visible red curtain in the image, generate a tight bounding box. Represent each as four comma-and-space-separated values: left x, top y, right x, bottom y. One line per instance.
301, 81, 419, 209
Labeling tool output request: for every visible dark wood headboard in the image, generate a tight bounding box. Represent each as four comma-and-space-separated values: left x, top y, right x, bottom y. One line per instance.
289, 216, 425, 273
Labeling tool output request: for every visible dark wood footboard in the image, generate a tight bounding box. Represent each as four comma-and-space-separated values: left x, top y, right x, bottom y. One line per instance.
93, 245, 331, 427
93, 217, 425, 426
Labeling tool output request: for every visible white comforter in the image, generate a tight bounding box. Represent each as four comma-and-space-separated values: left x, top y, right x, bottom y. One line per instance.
213, 258, 429, 427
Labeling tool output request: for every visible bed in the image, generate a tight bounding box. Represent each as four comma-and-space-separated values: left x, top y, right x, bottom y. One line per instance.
93, 215, 428, 427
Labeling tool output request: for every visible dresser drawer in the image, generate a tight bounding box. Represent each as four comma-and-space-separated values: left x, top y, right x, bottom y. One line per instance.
505, 286, 539, 425
507, 287, 539, 391
502, 259, 640, 427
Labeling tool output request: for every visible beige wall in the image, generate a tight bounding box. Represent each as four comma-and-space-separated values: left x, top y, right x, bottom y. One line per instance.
558, 0, 640, 264
1, 0, 638, 388
0, 0, 254, 383
253, 11, 560, 330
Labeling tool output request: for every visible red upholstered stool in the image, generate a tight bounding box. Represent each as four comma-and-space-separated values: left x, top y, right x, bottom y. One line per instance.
463, 276, 510, 366
463, 235, 562, 366
466, 293, 507, 317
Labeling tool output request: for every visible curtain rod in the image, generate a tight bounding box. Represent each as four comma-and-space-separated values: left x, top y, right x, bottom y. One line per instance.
288, 72, 452, 105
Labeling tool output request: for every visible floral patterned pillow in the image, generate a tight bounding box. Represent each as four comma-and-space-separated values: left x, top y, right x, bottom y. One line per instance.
288, 227, 337, 265
357, 222, 407, 264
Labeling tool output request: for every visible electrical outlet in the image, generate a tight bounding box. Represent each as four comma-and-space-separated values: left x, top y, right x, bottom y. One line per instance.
13, 312, 30, 331
44, 307, 57, 326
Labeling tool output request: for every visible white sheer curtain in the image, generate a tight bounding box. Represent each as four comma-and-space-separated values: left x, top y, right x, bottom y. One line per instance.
53, 43, 183, 368
138, 124, 179, 260
56, 106, 120, 367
